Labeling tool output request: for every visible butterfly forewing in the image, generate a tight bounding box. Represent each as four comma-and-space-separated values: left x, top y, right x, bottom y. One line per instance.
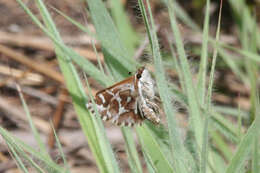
86, 76, 143, 126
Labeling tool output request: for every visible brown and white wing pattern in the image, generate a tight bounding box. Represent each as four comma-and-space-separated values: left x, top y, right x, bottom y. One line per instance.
86, 77, 143, 126
86, 66, 160, 126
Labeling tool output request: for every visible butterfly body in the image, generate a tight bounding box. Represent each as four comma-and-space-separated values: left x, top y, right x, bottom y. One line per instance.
86, 67, 160, 126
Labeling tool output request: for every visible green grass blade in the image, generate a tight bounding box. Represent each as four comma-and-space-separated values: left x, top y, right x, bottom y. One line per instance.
201, 2, 223, 172
200, 117, 209, 173
122, 128, 143, 173
137, 125, 174, 173
85, 78, 121, 173
16, 0, 110, 86
51, 7, 95, 37
211, 131, 233, 162
213, 106, 248, 119
86, 0, 136, 74
168, 38, 185, 91
197, 0, 210, 106
252, 136, 259, 173
138, 0, 196, 172
161, 0, 200, 31
220, 43, 260, 64
84, 1, 146, 172
50, 122, 70, 173
225, 100, 260, 173
211, 112, 239, 143
27, 0, 120, 172
206, 0, 222, 109
0, 126, 66, 172
228, 0, 260, 48
241, 7, 258, 123
143, 150, 156, 173
199, 2, 211, 172
216, 47, 248, 84
5, 142, 29, 173
225, 117, 260, 173
16, 84, 50, 160
1, 127, 55, 173
110, 0, 139, 55
13, 147, 45, 173
166, 0, 203, 148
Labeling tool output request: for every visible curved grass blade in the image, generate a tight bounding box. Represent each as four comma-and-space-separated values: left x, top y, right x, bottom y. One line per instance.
166, 0, 203, 151
122, 128, 143, 173
5, 142, 29, 173
84, 1, 145, 172
197, 0, 210, 106
138, 0, 196, 172
16, 83, 51, 160
110, 0, 139, 55
136, 125, 174, 173
51, 6, 96, 38
225, 112, 260, 173
201, 1, 223, 172
16, 0, 120, 172
86, 0, 136, 74
50, 122, 70, 173
16, 0, 109, 86
0, 127, 63, 172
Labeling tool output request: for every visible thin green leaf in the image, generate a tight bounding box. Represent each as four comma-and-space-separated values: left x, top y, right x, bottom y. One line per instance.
197, 0, 210, 106
201, 1, 223, 172
198, 1, 211, 172
138, 0, 196, 172
50, 122, 70, 173
110, 0, 139, 55
5, 142, 29, 173
137, 125, 174, 173
0, 126, 65, 172
86, 0, 136, 75
16, 0, 110, 86
211, 112, 239, 143
51, 6, 96, 37
122, 128, 143, 173
85, 1, 146, 173
32, 0, 120, 172
16, 84, 50, 160
211, 131, 233, 162
225, 107, 260, 173
1, 128, 51, 173
252, 136, 259, 173
166, 0, 203, 149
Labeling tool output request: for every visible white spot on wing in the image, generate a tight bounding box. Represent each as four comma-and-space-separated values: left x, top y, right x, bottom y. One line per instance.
102, 116, 108, 121
98, 94, 106, 104
106, 90, 114, 96
107, 110, 112, 118
127, 96, 131, 103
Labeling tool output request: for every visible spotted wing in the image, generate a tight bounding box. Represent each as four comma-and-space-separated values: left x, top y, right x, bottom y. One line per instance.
109, 88, 143, 126
86, 85, 143, 126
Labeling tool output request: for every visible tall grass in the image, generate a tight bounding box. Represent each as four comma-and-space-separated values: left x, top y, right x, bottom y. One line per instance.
1, 0, 259, 172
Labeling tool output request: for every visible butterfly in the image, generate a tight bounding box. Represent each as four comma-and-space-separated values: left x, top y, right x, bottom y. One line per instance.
86, 67, 160, 126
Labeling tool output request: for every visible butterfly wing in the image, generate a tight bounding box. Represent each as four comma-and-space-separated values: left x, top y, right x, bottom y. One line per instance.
86, 81, 143, 126
110, 88, 143, 126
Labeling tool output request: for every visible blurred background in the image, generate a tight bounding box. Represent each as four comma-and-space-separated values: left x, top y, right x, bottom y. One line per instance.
0, 0, 260, 172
